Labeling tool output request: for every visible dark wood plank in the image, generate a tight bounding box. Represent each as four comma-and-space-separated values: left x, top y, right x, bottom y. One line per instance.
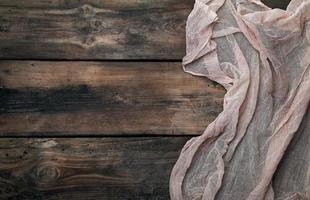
0, 61, 225, 136
262, 0, 291, 10
0, 137, 190, 199
0, 0, 193, 60
0, 0, 290, 60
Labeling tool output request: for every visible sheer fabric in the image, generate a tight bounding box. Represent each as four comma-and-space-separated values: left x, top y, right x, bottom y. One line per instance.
170, 0, 310, 199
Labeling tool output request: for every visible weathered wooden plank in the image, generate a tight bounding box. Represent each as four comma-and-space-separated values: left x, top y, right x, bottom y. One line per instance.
0, 0, 193, 60
0, 0, 290, 60
0, 137, 190, 199
0, 61, 225, 136
262, 0, 291, 10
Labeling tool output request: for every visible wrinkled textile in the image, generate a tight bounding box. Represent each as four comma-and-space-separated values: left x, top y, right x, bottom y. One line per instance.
170, 0, 310, 199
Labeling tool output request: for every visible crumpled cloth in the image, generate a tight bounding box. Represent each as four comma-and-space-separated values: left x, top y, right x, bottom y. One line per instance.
170, 0, 310, 199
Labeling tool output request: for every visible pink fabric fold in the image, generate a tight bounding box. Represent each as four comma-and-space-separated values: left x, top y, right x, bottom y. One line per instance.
170, 0, 310, 199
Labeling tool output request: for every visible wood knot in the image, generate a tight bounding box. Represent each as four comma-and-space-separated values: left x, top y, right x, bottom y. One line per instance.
0, 180, 18, 198
76, 19, 105, 36
33, 163, 60, 187
0, 17, 11, 32
84, 36, 96, 47
78, 4, 96, 18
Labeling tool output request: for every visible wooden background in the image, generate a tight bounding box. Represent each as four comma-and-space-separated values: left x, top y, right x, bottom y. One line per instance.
0, 0, 290, 199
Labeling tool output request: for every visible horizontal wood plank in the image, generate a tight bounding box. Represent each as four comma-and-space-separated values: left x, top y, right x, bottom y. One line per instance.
0, 61, 225, 136
0, 137, 190, 199
262, 0, 291, 10
0, 0, 193, 60
0, 0, 290, 60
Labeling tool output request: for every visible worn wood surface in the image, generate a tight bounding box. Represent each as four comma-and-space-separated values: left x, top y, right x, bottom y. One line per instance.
0, 0, 289, 60
0, 137, 190, 199
0, 61, 225, 136
262, 0, 291, 10
0, 0, 192, 60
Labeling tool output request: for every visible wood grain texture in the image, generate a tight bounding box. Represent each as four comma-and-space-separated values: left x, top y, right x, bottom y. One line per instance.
0, 137, 190, 199
0, 0, 290, 60
262, 0, 291, 10
0, 0, 193, 60
0, 61, 225, 136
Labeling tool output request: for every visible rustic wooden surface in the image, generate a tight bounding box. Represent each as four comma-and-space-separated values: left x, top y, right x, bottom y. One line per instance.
0, 61, 224, 136
0, 0, 291, 199
0, 137, 190, 199
262, 0, 291, 9
0, 0, 289, 60
0, 0, 192, 60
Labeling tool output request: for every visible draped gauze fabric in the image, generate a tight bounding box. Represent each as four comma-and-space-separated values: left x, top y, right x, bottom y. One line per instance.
170, 0, 310, 199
